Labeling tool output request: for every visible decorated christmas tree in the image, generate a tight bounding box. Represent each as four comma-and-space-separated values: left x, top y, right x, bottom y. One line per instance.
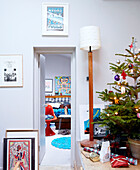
97, 37, 140, 140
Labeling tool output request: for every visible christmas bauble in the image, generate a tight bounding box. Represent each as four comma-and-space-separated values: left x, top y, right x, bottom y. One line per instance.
116, 59, 120, 64
137, 113, 140, 118
114, 74, 120, 81
128, 63, 133, 69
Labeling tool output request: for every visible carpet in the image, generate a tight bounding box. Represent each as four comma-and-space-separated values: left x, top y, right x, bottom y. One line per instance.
51, 137, 71, 149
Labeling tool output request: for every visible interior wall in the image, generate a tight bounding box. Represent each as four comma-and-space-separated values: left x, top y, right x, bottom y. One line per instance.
0, 0, 140, 168
44, 54, 71, 95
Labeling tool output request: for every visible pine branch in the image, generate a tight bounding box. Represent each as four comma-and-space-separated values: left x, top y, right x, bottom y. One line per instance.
125, 49, 134, 57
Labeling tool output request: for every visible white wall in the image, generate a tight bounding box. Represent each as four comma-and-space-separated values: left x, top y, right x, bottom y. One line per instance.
0, 0, 140, 168
44, 54, 71, 95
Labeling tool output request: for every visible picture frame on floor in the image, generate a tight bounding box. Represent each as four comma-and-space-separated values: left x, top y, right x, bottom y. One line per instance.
5, 129, 39, 170
3, 138, 35, 170
42, 3, 69, 36
0, 54, 23, 87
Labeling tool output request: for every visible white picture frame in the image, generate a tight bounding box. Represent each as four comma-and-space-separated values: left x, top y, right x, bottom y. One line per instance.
42, 3, 69, 36
0, 54, 23, 87
5, 129, 39, 170
45, 79, 53, 93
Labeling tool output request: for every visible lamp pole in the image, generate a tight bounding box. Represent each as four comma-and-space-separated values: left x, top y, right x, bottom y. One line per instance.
88, 46, 94, 141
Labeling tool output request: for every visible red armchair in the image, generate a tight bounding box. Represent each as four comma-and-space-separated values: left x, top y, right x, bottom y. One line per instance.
45, 105, 57, 136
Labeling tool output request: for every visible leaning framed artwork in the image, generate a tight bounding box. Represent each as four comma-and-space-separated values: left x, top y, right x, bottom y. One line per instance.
3, 138, 35, 170
5, 129, 39, 170
45, 79, 53, 93
0, 54, 23, 87
42, 3, 69, 36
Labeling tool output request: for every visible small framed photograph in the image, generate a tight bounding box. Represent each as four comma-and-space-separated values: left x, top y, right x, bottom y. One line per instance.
0, 54, 23, 87
42, 3, 69, 36
5, 129, 39, 170
3, 138, 35, 170
94, 123, 108, 137
45, 79, 53, 93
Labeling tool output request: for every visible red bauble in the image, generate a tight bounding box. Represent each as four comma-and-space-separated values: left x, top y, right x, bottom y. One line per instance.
128, 63, 133, 69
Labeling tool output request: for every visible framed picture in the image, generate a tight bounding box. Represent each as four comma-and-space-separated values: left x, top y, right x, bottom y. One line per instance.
0, 55, 23, 87
42, 3, 69, 36
55, 76, 71, 95
45, 79, 53, 93
5, 129, 39, 170
3, 138, 35, 170
94, 123, 108, 137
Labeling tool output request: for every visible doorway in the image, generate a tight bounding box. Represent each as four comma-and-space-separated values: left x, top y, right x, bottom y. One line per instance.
33, 47, 76, 167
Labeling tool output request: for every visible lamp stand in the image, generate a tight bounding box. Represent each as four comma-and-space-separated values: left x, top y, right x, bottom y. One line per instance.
80, 47, 98, 147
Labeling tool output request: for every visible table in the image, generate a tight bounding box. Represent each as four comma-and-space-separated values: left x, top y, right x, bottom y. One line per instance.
76, 142, 140, 170
58, 115, 71, 130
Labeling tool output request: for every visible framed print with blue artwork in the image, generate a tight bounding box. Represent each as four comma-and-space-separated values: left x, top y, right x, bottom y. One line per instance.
42, 3, 69, 36
55, 76, 71, 95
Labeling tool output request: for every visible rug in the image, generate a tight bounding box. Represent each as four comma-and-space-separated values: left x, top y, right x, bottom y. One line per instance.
51, 137, 71, 149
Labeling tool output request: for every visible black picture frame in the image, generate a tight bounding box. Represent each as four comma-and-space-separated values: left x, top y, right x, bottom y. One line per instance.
3, 138, 35, 170
94, 123, 108, 138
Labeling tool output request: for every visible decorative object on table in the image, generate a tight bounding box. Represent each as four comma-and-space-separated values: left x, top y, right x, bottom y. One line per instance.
80, 26, 101, 147
45, 79, 53, 93
110, 155, 129, 168
5, 129, 39, 170
51, 137, 71, 149
83, 147, 138, 165
89, 152, 100, 162
96, 37, 140, 159
55, 76, 71, 95
42, 3, 69, 36
0, 55, 23, 87
3, 138, 35, 170
100, 141, 111, 163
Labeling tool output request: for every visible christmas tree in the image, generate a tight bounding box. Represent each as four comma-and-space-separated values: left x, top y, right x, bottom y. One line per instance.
97, 37, 140, 139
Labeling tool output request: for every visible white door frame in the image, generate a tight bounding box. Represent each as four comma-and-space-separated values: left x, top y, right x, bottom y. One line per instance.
33, 46, 76, 167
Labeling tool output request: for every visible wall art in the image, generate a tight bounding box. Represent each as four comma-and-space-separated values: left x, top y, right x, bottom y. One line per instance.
0, 55, 23, 87
55, 76, 71, 95
3, 138, 35, 170
42, 3, 69, 36
45, 79, 53, 93
5, 129, 39, 170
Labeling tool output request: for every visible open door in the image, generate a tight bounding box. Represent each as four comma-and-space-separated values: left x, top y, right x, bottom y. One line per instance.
39, 54, 46, 163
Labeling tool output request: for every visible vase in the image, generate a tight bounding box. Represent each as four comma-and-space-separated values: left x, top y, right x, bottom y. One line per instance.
128, 138, 140, 159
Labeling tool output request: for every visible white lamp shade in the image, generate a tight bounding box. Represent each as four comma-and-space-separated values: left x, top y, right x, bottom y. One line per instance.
80, 26, 101, 51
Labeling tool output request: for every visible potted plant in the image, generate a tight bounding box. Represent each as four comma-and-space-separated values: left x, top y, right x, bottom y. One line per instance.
97, 37, 140, 159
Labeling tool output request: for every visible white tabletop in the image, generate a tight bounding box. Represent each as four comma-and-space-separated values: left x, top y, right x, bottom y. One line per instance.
58, 115, 71, 118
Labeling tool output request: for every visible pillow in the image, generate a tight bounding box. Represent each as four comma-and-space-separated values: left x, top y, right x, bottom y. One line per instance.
48, 102, 61, 109
45, 115, 54, 120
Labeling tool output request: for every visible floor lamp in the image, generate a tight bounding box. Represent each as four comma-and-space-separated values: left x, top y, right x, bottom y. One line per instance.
80, 26, 101, 147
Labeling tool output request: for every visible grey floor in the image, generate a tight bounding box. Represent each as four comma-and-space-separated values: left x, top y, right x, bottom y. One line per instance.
40, 131, 71, 168
40, 165, 73, 170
